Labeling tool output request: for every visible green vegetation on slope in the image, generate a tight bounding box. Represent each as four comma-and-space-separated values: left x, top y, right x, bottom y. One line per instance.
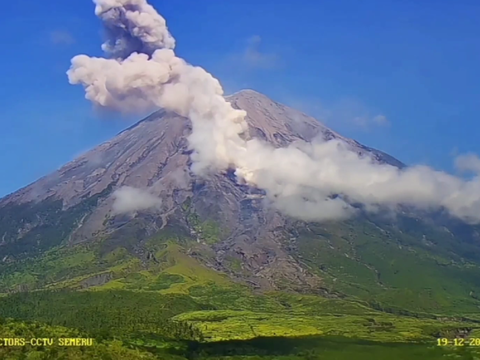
2, 211, 480, 359
0, 290, 209, 341
0, 240, 133, 292
0, 289, 478, 360
0, 317, 184, 360
0, 185, 113, 260
0, 317, 477, 360
294, 218, 480, 315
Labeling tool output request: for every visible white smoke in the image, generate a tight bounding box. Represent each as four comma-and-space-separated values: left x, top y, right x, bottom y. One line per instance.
238, 138, 480, 223
69, 0, 480, 224
112, 186, 161, 214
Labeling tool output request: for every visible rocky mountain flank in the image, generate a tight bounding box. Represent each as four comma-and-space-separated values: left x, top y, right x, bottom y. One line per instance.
0, 89, 406, 291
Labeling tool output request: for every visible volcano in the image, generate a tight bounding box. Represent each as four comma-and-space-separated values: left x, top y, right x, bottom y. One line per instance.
0, 90, 479, 314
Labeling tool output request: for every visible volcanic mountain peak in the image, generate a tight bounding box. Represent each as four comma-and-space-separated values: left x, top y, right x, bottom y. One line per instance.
2, 89, 480, 303
0, 89, 402, 210
227, 89, 328, 146
227, 90, 404, 167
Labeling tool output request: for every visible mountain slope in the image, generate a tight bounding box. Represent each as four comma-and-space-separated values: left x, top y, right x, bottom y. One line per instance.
0, 90, 480, 317
0, 90, 401, 291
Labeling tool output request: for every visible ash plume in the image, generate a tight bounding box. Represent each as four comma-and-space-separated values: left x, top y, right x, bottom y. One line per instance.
95, 0, 175, 58
68, 0, 480, 224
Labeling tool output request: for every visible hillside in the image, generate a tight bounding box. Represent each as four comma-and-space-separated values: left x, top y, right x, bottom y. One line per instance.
1, 90, 480, 358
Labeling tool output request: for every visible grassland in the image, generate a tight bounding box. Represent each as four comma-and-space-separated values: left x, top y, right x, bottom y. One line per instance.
294, 219, 480, 315
1, 219, 480, 359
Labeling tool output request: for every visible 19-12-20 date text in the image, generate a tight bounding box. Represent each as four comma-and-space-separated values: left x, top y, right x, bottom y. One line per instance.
437, 338, 480, 346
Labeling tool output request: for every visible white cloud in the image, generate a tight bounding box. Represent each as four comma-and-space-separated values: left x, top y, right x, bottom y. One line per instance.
216, 35, 281, 74
278, 95, 389, 130
112, 186, 162, 214
49, 30, 75, 45
231, 136, 480, 224
242, 35, 279, 69
329, 98, 389, 129
69, 0, 480, 224
455, 153, 480, 174
372, 115, 389, 126
353, 114, 390, 128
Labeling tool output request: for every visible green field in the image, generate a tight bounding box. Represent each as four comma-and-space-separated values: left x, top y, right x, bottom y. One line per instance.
0, 232, 480, 359
2, 192, 480, 359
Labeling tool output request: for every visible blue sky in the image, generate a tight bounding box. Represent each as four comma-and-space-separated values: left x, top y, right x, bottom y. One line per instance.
0, 0, 479, 197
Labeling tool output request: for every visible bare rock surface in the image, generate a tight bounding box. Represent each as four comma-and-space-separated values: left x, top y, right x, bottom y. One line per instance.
0, 90, 405, 291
